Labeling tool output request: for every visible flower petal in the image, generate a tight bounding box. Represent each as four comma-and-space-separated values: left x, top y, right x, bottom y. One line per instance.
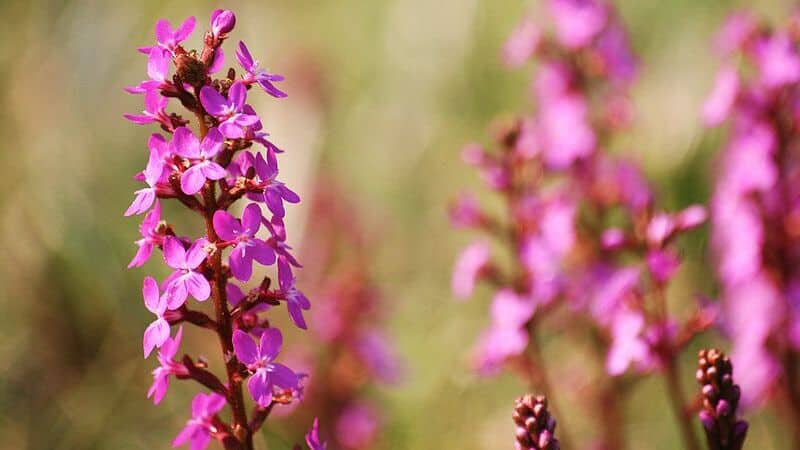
259, 327, 283, 360
186, 272, 211, 301
199, 86, 229, 117
163, 236, 187, 269
232, 329, 258, 364
181, 165, 207, 195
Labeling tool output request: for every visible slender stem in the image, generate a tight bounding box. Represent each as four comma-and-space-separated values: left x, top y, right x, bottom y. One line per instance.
192, 106, 253, 449
783, 349, 800, 448
664, 360, 701, 450
526, 325, 574, 450
203, 184, 253, 450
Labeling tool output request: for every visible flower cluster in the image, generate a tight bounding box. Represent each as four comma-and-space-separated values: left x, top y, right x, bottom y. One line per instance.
696, 349, 748, 450
513, 394, 560, 450
125, 10, 323, 450
704, 11, 800, 420
290, 181, 401, 449
452, 1, 709, 448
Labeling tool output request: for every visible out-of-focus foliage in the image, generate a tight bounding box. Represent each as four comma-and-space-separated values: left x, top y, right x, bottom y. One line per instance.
0, 1, 794, 449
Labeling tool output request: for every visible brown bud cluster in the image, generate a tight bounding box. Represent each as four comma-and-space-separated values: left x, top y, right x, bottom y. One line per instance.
513, 395, 560, 450
696, 349, 748, 450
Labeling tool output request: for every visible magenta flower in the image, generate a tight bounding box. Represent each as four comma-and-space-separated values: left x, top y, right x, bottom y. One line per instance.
142, 276, 170, 358
251, 151, 300, 217
754, 33, 800, 89
148, 326, 188, 404
128, 200, 164, 268
549, 0, 607, 49
126, 47, 171, 94
162, 236, 211, 308
124, 89, 170, 126
278, 256, 310, 329
154, 16, 195, 55
210, 9, 236, 39
702, 65, 739, 126
502, 18, 541, 68
172, 392, 226, 450
124, 146, 163, 216
199, 82, 259, 139
451, 240, 490, 300
606, 309, 652, 376
305, 418, 327, 450
171, 126, 227, 195
335, 403, 378, 450
233, 328, 299, 407
235, 41, 287, 98
213, 203, 276, 281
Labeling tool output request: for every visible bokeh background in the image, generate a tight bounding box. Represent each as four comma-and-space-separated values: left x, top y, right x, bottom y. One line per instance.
0, 0, 796, 449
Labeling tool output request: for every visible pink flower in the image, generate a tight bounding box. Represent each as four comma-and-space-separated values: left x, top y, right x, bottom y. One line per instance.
172, 392, 226, 450
172, 127, 227, 195
128, 200, 165, 268
277, 256, 311, 329
200, 82, 259, 139
153, 16, 196, 55
503, 18, 541, 68
549, 0, 608, 49
162, 237, 211, 308
306, 418, 328, 450
235, 41, 287, 98
213, 203, 276, 282
142, 276, 170, 358
148, 327, 188, 404
335, 403, 378, 450
233, 328, 299, 407
703, 65, 739, 126
452, 241, 490, 300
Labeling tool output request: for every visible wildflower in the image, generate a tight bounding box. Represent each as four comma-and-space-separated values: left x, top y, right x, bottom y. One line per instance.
277, 256, 310, 329
236, 41, 287, 98
142, 276, 170, 358
213, 203, 276, 282
172, 392, 227, 450
172, 126, 227, 195
128, 200, 164, 267
451, 240, 490, 300
199, 82, 259, 139
162, 236, 210, 308
148, 327, 189, 404
233, 328, 299, 407
305, 418, 327, 450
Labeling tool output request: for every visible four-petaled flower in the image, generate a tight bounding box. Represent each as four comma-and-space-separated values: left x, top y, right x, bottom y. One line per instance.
172, 126, 228, 195
162, 236, 211, 308
252, 151, 300, 217
142, 276, 170, 358
200, 82, 259, 139
153, 16, 196, 55
278, 256, 311, 329
235, 41, 287, 98
233, 328, 299, 407
213, 203, 276, 281
173, 392, 226, 450
148, 326, 189, 404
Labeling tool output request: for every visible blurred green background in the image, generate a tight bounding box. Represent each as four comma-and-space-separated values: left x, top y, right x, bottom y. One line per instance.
0, 0, 796, 449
